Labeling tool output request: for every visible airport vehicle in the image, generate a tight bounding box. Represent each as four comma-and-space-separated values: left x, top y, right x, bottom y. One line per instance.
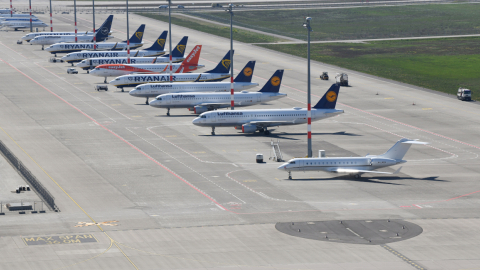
110, 50, 233, 90
336, 73, 348, 86
29, 15, 113, 49
192, 83, 343, 135
150, 69, 285, 115
67, 68, 78, 74
45, 24, 145, 56
21, 15, 114, 41
1, 19, 47, 30
91, 45, 202, 83
64, 31, 172, 65
278, 138, 428, 179
129, 61, 257, 105
95, 85, 108, 91
320, 72, 329, 80
457, 87, 472, 101
16, 40, 22, 44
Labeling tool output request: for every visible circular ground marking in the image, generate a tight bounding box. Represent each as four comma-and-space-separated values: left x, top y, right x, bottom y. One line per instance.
276, 219, 422, 245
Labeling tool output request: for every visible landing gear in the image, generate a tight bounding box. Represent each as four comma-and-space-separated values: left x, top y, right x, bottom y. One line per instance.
145, 98, 149, 105
354, 174, 361, 179
264, 128, 270, 135
166, 108, 170, 116
41, 45, 44, 50
54, 54, 57, 57
87, 70, 89, 74
104, 77, 108, 84
71, 63, 74, 67
288, 171, 292, 180
211, 127, 215, 136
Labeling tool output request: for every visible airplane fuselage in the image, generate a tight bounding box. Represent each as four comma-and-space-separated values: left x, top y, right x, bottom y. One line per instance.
278, 157, 397, 173
22, 31, 96, 41
45, 42, 143, 54
76, 55, 182, 69
90, 63, 204, 77
129, 81, 259, 98
110, 73, 230, 88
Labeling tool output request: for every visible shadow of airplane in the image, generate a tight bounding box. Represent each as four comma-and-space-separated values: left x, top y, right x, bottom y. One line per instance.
198, 131, 360, 140
283, 175, 445, 186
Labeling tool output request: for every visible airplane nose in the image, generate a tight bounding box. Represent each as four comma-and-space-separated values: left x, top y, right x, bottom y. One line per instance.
129, 89, 139, 97
149, 100, 160, 108
277, 163, 288, 170
192, 118, 200, 125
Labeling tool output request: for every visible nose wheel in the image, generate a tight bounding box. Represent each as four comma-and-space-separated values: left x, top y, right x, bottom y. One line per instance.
166, 108, 170, 116
288, 171, 292, 180
211, 127, 215, 136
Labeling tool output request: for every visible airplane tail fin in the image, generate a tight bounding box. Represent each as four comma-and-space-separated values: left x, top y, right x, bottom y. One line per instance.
94, 15, 113, 41
313, 84, 340, 109
259, 69, 284, 93
125, 24, 145, 43
171, 36, 188, 57
175, 45, 202, 73
233, 61, 255, 83
144, 31, 167, 51
205, 50, 233, 74
375, 139, 429, 161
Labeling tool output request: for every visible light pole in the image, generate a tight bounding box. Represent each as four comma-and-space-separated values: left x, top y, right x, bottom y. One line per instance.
167, 0, 172, 83
226, 4, 234, 110
93, 0, 96, 50
74, 0, 77, 42
303, 17, 312, 158
29, 0, 32, 32
126, 0, 130, 64
10, 0, 12, 17
49, 0, 52, 31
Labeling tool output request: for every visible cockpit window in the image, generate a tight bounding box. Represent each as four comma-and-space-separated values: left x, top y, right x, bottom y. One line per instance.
289, 161, 295, 164
156, 97, 162, 100
201, 115, 206, 118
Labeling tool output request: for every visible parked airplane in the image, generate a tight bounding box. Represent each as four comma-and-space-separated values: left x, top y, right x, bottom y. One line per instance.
0, 19, 47, 30
30, 15, 113, 50
22, 15, 114, 41
66, 32, 175, 65
90, 45, 202, 82
129, 61, 257, 105
278, 138, 429, 179
110, 50, 233, 91
74, 36, 188, 69
29, 15, 113, 49
0, 14, 36, 19
192, 83, 343, 135
149, 69, 286, 115
45, 24, 145, 56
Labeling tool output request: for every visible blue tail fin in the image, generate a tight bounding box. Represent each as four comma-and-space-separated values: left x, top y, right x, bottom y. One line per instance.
259, 69, 284, 92
205, 50, 233, 74
125, 24, 145, 43
94, 15, 113, 41
233, 61, 255, 83
144, 31, 167, 51
171, 36, 188, 57
313, 84, 340, 109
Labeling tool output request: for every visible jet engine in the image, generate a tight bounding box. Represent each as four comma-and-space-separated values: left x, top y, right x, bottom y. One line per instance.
194, 105, 208, 114
241, 124, 257, 133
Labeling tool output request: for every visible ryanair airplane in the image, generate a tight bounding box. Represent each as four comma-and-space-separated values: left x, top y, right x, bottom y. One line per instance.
192, 83, 344, 135
110, 50, 233, 91
45, 24, 145, 56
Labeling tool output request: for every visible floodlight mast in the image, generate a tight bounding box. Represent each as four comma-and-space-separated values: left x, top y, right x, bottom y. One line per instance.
303, 17, 313, 158
226, 4, 234, 110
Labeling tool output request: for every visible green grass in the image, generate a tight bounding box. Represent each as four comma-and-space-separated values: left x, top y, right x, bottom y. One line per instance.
259, 38, 480, 100
136, 13, 284, 44
194, 4, 480, 41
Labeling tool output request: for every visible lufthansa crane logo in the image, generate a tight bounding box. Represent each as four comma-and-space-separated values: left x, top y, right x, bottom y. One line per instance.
157, 39, 166, 47
222, 59, 231, 70
243, 67, 252, 77
176, 44, 185, 54
271, 76, 281, 86
100, 26, 109, 35
326, 91, 337, 102
135, 32, 143, 39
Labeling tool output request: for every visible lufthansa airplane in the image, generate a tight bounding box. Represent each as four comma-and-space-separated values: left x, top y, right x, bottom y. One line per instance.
278, 138, 429, 179
129, 61, 257, 106
110, 50, 233, 91
29, 15, 113, 49
21, 15, 114, 41
45, 24, 145, 56
192, 83, 343, 135
71, 33, 183, 67
90, 45, 203, 82
149, 69, 286, 115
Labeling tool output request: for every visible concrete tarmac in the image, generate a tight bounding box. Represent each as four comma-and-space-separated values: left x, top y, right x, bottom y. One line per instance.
0, 12, 479, 270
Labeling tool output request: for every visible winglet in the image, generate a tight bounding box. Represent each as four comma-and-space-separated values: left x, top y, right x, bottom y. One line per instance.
393, 166, 402, 174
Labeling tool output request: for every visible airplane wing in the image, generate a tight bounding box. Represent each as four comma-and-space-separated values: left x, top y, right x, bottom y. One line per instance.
249, 121, 295, 127
330, 167, 402, 175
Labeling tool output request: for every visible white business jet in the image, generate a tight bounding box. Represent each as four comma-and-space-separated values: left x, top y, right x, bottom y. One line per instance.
278, 138, 429, 179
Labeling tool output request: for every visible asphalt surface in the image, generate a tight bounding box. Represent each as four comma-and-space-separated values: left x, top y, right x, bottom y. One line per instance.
0, 12, 479, 270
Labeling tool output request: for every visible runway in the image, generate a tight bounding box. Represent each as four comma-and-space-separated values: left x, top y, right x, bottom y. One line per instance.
0, 12, 480, 270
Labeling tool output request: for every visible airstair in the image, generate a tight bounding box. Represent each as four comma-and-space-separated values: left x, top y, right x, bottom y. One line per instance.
270, 139, 284, 162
